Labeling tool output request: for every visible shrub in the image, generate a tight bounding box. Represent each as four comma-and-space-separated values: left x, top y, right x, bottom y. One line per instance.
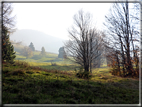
75, 67, 92, 79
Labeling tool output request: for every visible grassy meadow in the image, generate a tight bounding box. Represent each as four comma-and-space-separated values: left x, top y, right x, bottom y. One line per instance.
2, 51, 139, 104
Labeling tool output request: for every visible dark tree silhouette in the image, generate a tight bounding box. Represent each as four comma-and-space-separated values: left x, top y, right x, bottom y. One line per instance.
64, 10, 103, 73
1, 3, 16, 63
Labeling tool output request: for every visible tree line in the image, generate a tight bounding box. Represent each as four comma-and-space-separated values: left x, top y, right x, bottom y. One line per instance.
12, 41, 67, 59
23, 42, 46, 59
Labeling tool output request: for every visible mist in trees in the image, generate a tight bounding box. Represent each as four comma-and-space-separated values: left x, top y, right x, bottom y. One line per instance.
103, 2, 140, 77
1, 3, 16, 63
64, 10, 104, 74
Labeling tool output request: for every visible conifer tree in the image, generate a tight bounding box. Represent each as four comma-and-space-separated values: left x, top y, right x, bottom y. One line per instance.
29, 42, 35, 51
2, 31, 16, 63
41, 47, 46, 57
2, 3, 16, 63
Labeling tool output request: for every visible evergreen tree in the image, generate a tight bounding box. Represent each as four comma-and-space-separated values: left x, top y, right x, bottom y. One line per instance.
2, 31, 16, 63
29, 42, 35, 51
41, 47, 46, 57
2, 3, 16, 63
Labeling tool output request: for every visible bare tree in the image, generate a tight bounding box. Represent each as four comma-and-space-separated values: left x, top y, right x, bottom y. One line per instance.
1, 3, 16, 34
133, 2, 142, 70
64, 10, 103, 73
103, 1, 140, 77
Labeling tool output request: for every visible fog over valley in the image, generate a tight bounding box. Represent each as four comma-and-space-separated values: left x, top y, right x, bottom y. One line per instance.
10, 29, 66, 54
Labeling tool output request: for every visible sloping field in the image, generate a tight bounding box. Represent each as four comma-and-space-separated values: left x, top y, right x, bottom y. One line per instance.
2, 61, 139, 104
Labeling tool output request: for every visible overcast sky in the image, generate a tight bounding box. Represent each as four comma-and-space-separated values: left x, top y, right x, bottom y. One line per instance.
12, 3, 112, 40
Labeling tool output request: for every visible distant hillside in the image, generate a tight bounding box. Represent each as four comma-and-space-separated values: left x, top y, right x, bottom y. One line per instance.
10, 29, 66, 54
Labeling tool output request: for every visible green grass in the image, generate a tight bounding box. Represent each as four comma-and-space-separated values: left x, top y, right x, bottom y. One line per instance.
26, 61, 80, 72
2, 61, 139, 104
15, 51, 72, 64
15, 51, 78, 72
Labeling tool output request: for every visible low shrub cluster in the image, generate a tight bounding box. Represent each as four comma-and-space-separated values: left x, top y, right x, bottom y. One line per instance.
108, 64, 139, 78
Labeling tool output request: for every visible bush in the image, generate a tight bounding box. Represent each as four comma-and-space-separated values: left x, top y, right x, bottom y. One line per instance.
75, 67, 92, 79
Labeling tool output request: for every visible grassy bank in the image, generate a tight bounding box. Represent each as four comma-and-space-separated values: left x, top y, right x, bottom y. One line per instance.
2, 61, 139, 104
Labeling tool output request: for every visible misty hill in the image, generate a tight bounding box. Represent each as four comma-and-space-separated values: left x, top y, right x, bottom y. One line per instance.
10, 29, 66, 54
